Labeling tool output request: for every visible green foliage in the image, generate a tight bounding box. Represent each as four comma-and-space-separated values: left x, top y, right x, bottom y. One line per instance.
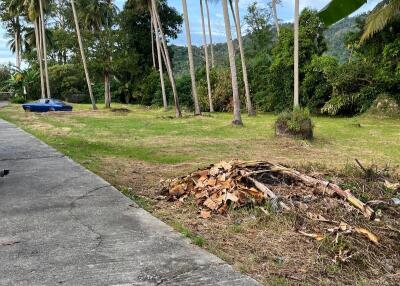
301, 55, 338, 112
197, 67, 233, 112
10, 95, 26, 103
48, 64, 86, 100
276, 107, 313, 133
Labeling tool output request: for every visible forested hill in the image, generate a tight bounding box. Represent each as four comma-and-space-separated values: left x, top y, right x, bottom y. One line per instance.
324, 17, 358, 63
171, 17, 357, 75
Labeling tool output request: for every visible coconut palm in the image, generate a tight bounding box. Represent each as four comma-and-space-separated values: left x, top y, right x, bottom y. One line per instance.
181, 0, 201, 115
293, 0, 299, 108
232, 0, 255, 116
200, 0, 213, 112
271, 0, 281, 36
70, 0, 97, 110
38, 0, 50, 98
8, 0, 46, 98
151, 7, 167, 110
151, 0, 182, 117
205, 0, 215, 67
361, 0, 400, 43
221, 0, 242, 125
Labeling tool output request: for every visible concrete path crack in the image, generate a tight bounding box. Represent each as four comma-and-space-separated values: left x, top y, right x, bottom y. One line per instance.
68, 184, 111, 251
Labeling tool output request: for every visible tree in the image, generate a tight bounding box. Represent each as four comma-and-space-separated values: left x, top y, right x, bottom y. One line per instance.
200, 0, 213, 112
233, 0, 255, 116
205, 0, 215, 67
361, 0, 400, 43
271, 0, 281, 36
181, 0, 201, 115
38, 0, 50, 98
0, 0, 24, 68
151, 0, 182, 117
293, 0, 299, 108
70, 0, 97, 109
221, 0, 243, 125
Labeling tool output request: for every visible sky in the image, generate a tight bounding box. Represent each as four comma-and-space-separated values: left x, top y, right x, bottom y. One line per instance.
0, 0, 380, 65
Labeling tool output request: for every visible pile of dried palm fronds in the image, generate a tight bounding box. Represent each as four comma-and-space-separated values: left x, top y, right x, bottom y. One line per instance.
161, 161, 400, 248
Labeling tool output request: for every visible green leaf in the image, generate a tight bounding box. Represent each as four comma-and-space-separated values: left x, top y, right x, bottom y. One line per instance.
318, 0, 367, 26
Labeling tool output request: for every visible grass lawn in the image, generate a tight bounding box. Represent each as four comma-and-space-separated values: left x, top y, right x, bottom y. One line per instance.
1, 103, 399, 285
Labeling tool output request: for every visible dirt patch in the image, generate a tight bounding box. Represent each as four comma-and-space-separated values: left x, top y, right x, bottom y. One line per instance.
119, 159, 399, 285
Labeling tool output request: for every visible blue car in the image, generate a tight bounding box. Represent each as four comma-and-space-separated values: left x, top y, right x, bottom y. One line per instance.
22, 99, 73, 112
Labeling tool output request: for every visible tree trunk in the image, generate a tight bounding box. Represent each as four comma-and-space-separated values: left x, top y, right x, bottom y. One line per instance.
104, 68, 111, 108
205, 0, 215, 67
151, 0, 181, 118
151, 12, 167, 110
200, 0, 213, 112
151, 20, 156, 68
182, 0, 201, 115
272, 0, 280, 37
221, 0, 242, 125
39, 0, 51, 99
34, 18, 46, 99
71, 0, 97, 110
15, 17, 21, 69
234, 0, 255, 116
294, 0, 300, 108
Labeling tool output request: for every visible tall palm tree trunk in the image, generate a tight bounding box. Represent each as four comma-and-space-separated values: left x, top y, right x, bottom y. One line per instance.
293, 0, 299, 108
205, 0, 215, 67
234, 0, 255, 116
182, 0, 201, 115
221, 0, 242, 125
151, 0, 181, 118
15, 17, 21, 69
200, 0, 213, 112
34, 18, 46, 99
272, 0, 280, 37
151, 20, 156, 68
151, 13, 167, 110
39, 0, 51, 98
70, 0, 97, 110
104, 68, 111, 108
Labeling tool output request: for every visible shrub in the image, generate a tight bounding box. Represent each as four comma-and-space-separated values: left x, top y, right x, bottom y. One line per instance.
11, 95, 26, 104
275, 107, 314, 139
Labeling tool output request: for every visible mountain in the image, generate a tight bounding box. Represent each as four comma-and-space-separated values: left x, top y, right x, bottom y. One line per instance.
324, 17, 358, 63
170, 17, 358, 75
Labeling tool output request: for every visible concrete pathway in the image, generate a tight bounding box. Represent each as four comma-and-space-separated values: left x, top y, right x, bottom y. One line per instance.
0, 101, 9, 108
0, 119, 259, 286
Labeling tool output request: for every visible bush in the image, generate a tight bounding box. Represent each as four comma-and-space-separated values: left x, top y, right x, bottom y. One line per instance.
48, 64, 86, 100
367, 94, 400, 117
275, 107, 314, 139
11, 95, 26, 104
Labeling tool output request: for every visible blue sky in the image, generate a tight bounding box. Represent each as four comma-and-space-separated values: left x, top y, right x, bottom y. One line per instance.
0, 0, 380, 65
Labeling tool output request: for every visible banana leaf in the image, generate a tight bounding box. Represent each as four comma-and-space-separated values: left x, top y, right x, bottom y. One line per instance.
318, 0, 367, 26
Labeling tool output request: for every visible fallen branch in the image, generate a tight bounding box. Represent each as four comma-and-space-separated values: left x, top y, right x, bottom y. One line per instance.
248, 177, 290, 211
270, 165, 375, 220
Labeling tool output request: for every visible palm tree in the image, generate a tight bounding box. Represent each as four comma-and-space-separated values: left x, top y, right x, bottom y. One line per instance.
151, 8, 168, 110
361, 0, 400, 43
293, 0, 299, 108
205, 0, 215, 67
70, 0, 97, 110
181, 0, 201, 115
38, 0, 50, 98
200, 0, 213, 112
271, 0, 281, 37
151, 0, 182, 117
233, 0, 255, 116
221, 0, 243, 125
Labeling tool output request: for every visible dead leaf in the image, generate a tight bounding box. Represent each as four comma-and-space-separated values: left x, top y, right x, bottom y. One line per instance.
199, 210, 211, 219
355, 227, 380, 245
169, 184, 186, 197
298, 231, 325, 241
204, 198, 219, 210
384, 180, 400, 191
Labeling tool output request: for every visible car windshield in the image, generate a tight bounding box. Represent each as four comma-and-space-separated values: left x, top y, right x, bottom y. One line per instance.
52, 99, 64, 104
